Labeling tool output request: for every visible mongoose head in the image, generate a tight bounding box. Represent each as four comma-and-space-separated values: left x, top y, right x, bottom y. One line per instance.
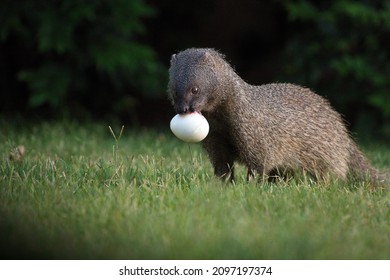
168, 48, 221, 114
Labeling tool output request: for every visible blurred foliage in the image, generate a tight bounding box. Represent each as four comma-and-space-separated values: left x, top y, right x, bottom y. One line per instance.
282, 0, 390, 139
0, 0, 389, 139
0, 0, 165, 117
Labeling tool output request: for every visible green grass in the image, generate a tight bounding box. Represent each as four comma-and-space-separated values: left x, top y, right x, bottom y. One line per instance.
1, 120, 390, 259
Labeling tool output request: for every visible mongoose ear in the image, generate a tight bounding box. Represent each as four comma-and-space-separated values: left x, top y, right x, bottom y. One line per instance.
201, 51, 216, 67
170, 54, 177, 64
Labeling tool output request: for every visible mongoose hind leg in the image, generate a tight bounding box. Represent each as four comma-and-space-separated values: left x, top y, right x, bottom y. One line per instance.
246, 168, 255, 181
267, 168, 284, 183
267, 168, 296, 183
249, 165, 291, 184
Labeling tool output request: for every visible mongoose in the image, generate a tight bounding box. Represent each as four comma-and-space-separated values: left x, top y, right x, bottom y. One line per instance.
168, 48, 386, 185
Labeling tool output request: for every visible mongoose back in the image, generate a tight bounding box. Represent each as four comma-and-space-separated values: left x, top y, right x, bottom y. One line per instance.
168, 48, 386, 185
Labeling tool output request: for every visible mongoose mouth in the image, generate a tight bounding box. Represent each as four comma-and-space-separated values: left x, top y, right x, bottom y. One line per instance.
179, 110, 203, 116
175, 104, 202, 115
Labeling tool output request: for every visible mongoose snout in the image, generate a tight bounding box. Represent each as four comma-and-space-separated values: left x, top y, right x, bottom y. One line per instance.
174, 100, 196, 115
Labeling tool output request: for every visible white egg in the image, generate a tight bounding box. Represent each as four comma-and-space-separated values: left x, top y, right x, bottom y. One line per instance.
170, 112, 209, 143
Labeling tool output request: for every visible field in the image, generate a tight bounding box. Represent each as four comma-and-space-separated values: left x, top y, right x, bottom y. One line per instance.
1, 120, 390, 259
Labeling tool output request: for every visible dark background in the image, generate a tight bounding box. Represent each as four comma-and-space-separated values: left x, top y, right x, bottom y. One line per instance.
1, 0, 389, 140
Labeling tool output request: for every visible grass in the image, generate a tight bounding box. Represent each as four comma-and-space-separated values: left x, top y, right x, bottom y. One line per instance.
1, 120, 390, 259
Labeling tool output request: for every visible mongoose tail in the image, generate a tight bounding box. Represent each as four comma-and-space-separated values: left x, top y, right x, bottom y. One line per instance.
348, 142, 388, 187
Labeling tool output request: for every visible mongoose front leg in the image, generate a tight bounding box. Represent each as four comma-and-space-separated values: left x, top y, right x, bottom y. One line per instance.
210, 149, 235, 182
202, 134, 236, 182
214, 160, 234, 182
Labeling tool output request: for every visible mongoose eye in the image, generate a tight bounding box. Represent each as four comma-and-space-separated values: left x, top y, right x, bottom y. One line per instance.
191, 87, 199, 94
